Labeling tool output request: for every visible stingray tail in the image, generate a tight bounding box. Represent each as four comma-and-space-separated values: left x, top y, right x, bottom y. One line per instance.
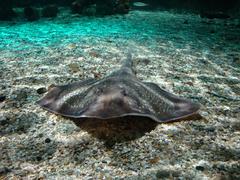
122, 52, 133, 68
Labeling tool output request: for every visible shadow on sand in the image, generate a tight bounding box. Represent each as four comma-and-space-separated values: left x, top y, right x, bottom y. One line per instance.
71, 116, 158, 147
70, 113, 202, 147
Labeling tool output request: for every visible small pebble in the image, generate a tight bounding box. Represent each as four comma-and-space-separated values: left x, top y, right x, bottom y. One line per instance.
45, 138, 51, 143
195, 160, 210, 171
37, 87, 47, 94
233, 57, 240, 65
183, 20, 189, 24
0, 116, 8, 126
231, 121, 240, 131
156, 170, 170, 178
15, 89, 28, 101
196, 165, 205, 171
36, 156, 42, 161
0, 95, 6, 102
68, 63, 80, 73
210, 30, 215, 33
0, 167, 11, 175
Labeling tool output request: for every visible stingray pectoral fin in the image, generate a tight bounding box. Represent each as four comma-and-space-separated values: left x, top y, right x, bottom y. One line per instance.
37, 78, 98, 117
143, 82, 200, 122
169, 99, 200, 121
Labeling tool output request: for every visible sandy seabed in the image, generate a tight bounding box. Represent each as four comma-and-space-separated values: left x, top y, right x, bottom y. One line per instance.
0, 9, 240, 179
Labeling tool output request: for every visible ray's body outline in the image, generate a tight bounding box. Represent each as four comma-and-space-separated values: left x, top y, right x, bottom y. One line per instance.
37, 53, 200, 122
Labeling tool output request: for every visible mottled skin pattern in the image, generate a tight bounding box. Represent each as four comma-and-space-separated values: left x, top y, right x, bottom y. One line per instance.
37, 54, 200, 122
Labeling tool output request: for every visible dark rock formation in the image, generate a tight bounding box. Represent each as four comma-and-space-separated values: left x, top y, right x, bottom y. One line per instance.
199, 0, 238, 11
71, 0, 94, 14
0, 0, 16, 20
7, 0, 74, 7
200, 12, 230, 19
36, 87, 47, 95
2, 0, 238, 19
42, 5, 58, 18
24, 7, 40, 21
131, 0, 239, 14
71, 0, 129, 16
0, 7, 16, 21
96, 0, 115, 16
114, 0, 130, 14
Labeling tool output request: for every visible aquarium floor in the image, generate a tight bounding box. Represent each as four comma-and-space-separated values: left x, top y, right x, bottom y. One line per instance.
0, 10, 240, 179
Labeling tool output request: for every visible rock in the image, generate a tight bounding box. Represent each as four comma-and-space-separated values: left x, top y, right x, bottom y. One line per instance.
210, 29, 215, 33
71, 0, 129, 15
200, 12, 230, 19
68, 63, 80, 73
37, 87, 47, 94
0, 166, 11, 175
196, 165, 205, 171
183, 20, 189, 24
36, 156, 42, 161
83, 4, 97, 16
24, 7, 40, 21
156, 169, 170, 178
233, 56, 240, 65
96, 0, 115, 16
42, 5, 58, 18
0, 116, 8, 126
231, 120, 240, 131
0, 7, 16, 21
45, 138, 51, 143
0, 95, 6, 102
114, 0, 130, 14
71, 0, 93, 14
71, 0, 82, 14
14, 88, 28, 102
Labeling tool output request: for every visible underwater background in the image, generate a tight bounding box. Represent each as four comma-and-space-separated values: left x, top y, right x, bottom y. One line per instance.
0, 0, 240, 179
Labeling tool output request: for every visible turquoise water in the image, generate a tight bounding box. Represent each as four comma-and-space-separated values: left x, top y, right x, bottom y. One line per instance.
1, 10, 239, 78
1, 10, 238, 51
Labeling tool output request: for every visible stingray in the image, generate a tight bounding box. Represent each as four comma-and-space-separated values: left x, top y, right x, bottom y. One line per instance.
37, 53, 200, 122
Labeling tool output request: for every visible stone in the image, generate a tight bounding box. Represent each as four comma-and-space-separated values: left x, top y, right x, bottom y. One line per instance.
156, 169, 170, 178
71, 0, 92, 14
114, 0, 130, 14
194, 160, 209, 172
233, 56, 240, 65
45, 138, 51, 143
0, 167, 11, 175
68, 63, 80, 73
96, 0, 115, 16
0, 7, 16, 21
37, 87, 47, 95
42, 5, 58, 18
196, 165, 205, 171
14, 88, 28, 102
24, 7, 40, 21
231, 120, 240, 131
0, 116, 8, 126
0, 95, 6, 102
83, 4, 97, 16
71, 0, 129, 15
200, 12, 230, 19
